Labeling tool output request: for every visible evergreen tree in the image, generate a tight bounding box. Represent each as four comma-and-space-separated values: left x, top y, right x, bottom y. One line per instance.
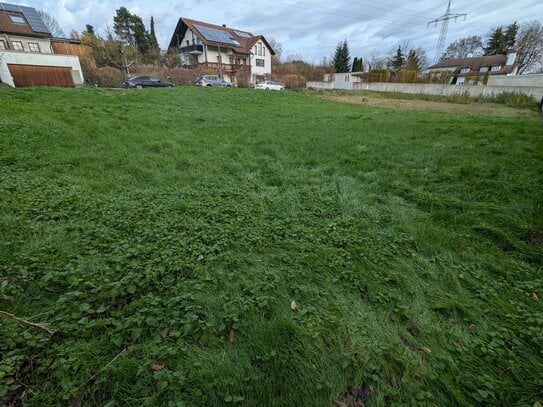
149, 16, 159, 50
405, 49, 421, 71
333, 40, 351, 73
485, 22, 517, 55
388, 46, 405, 72
351, 57, 364, 72
132, 15, 150, 55
504, 21, 518, 52
113, 7, 134, 44
85, 24, 95, 36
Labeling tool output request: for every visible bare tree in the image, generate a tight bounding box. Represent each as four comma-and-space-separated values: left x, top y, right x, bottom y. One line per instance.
37, 10, 65, 38
441, 36, 483, 60
366, 49, 387, 70
515, 21, 543, 74
268, 38, 283, 65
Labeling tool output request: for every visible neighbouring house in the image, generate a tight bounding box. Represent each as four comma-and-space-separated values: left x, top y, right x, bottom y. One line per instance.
168, 17, 274, 84
0, 2, 84, 87
306, 71, 365, 90
425, 53, 518, 85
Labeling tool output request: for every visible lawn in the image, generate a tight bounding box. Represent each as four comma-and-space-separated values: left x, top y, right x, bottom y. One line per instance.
0, 86, 542, 406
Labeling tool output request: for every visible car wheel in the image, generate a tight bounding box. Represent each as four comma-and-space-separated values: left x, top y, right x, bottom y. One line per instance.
168, 85, 173, 88
136, 84, 143, 89
207, 84, 212, 87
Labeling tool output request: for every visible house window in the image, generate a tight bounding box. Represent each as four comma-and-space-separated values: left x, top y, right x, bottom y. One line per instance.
11, 41, 24, 51
491, 65, 501, 72
460, 67, 470, 74
479, 66, 489, 72
186, 40, 189, 46
263, 46, 265, 57
9, 13, 26, 24
258, 43, 262, 56
256, 58, 264, 67
0, 40, 6, 50
345, 75, 349, 82
254, 46, 257, 55
28, 42, 40, 52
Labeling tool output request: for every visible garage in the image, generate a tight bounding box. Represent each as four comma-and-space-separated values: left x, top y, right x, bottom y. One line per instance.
7, 64, 75, 87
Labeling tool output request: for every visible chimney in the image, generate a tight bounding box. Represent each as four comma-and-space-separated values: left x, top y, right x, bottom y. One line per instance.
222, 24, 226, 28
506, 52, 517, 66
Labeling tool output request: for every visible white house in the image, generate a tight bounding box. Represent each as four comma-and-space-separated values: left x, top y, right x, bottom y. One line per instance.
0, 2, 84, 87
168, 17, 274, 84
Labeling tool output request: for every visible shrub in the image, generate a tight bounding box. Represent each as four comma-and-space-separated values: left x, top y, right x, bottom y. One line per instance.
86, 67, 124, 88
368, 69, 390, 83
281, 74, 306, 89
235, 70, 251, 88
130, 65, 197, 85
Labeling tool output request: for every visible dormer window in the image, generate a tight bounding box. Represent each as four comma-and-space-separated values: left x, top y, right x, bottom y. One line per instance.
479, 66, 489, 72
9, 13, 26, 24
491, 65, 501, 72
460, 67, 470, 74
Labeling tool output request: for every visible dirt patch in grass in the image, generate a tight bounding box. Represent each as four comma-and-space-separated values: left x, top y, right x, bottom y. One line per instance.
325, 95, 535, 117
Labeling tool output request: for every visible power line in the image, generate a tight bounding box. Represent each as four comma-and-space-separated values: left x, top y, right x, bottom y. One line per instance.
265, 0, 425, 29
427, 0, 467, 63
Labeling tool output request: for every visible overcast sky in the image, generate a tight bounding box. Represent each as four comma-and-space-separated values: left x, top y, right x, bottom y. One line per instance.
16, 0, 543, 62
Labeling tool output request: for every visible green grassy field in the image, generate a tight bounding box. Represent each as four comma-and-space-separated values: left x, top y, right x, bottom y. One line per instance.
0, 86, 542, 406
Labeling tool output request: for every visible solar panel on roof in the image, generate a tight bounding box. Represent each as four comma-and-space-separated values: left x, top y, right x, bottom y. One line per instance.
234, 30, 252, 38
0, 2, 50, 33
193, 24, 240, 46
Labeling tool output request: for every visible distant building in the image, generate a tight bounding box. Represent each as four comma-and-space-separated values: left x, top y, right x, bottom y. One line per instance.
168, 17, 274, 84
425, 53, 518, 85
0, 2, 85, 87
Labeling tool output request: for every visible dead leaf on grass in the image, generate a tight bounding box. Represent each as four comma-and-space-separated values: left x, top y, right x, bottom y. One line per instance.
229, 329, 235, 343
151, 363, 166, 371
533, 292, 539, 301
290, 300, 297, 311
161, 328, 169, 338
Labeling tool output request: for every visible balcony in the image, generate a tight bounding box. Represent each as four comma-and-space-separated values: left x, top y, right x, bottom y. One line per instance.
179, 44, 203, 55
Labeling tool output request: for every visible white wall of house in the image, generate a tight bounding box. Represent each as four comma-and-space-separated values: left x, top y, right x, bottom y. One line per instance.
250, 40, 272, 79
0, 50, 84, 87
1, 34, 52, 53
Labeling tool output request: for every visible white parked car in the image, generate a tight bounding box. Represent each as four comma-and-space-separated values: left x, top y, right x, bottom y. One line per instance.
255, 80, 285, 90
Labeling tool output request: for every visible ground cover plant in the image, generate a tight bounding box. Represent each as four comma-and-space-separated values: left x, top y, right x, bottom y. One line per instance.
0, 86, 542, 406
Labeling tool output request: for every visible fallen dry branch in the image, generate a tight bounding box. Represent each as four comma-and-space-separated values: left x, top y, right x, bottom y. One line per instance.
0, 310, 57, 334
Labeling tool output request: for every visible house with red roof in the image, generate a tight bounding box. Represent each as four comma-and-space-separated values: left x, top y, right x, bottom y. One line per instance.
168, 17, 275, 85
425, 53, 518, 85
0, 2, 85, 87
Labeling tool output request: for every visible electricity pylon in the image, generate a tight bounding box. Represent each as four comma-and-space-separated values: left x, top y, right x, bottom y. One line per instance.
428, 1, 467, 63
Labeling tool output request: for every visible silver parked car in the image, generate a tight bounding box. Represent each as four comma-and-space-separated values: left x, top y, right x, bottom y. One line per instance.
194, 75, 232, 87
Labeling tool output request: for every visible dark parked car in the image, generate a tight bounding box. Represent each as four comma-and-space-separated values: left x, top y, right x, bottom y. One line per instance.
194, 75, 232, 87
121, 76, 174, 88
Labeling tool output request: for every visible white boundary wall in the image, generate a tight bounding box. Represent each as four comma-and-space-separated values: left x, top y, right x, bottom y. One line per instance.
352, 83, 543, 101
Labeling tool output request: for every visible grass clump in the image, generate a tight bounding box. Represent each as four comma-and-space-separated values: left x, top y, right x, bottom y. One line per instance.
0, 86, 542, 406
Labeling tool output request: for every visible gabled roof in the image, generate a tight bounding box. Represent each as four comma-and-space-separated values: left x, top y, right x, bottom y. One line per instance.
428, 54, 516, 75
168, 17, 275, 56
0, 2, 50, 37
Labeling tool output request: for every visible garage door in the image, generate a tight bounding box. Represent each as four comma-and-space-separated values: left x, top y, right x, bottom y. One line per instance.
7, 64, 74, 87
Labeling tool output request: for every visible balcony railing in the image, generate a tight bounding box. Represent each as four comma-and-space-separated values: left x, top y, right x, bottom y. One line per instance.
179, 44, 203, 54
